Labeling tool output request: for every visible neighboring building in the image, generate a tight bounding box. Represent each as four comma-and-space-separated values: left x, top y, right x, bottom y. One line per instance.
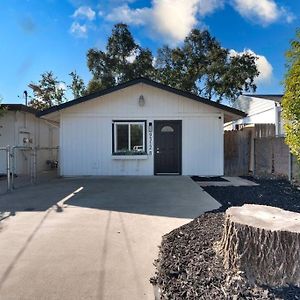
225, 94, 284, 136
38, 78, 245, 177
0, 104, 59, 175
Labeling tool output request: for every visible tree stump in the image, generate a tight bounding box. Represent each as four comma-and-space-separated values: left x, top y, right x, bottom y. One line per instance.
218, 204, 300, 287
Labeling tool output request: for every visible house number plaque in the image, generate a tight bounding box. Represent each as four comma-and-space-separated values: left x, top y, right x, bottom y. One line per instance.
148, 122, 153, 155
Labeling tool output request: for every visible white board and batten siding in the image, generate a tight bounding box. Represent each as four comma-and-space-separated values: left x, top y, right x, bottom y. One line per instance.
60, 83, 224, 176
233, 96, 276, 125
226, 95, 284, 136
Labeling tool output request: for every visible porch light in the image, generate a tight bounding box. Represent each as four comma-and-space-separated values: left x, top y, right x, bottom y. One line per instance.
149, 122, 153, 132
139, 95, 145, 107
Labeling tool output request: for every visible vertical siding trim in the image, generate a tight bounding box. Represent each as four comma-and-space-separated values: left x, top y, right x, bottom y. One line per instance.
59, 111, 63, 176
111, 122, 114, 154
220, 113, 224, 175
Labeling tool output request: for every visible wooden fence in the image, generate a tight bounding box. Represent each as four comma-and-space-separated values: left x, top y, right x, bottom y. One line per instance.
254, 137, 290, 178
254, 124, 276, 138
224, 129, 251, 176
224, 124, 300, 180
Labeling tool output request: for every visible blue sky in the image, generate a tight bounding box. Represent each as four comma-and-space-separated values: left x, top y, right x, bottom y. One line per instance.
0, 0, 299, 104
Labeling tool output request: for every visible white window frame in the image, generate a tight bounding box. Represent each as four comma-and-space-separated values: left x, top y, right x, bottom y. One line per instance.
113, 121, 146, 154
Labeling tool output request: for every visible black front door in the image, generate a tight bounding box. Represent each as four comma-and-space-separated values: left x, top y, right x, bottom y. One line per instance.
154, 120, 182, 175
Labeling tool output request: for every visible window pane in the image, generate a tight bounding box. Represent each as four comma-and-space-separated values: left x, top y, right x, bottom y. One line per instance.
130, 124, 143, 152
116, 124, 129, 151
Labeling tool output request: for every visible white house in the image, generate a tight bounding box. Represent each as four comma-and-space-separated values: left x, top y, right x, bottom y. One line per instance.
225, 94, 284, 136
38, 78, 245, 177
0, 104, 59, 175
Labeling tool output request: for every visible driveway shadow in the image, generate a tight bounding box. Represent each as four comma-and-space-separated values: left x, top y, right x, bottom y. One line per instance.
0, 176, 220, 219
0, 178, 83, 217
65, 176, 220, 219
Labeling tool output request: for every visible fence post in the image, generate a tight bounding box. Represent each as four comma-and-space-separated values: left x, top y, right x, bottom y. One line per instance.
288, 152, 292, 182
253, 138, 256, 177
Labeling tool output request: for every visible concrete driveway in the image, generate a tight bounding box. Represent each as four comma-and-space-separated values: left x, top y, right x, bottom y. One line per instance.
0, 176, 220, 300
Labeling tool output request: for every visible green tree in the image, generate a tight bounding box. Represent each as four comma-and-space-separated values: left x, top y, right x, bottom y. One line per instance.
156, 29, 259, 102
86, 23, 155, 93
282, 29, 300, 160
68, 71, 86, 98
28, 71, 66, 110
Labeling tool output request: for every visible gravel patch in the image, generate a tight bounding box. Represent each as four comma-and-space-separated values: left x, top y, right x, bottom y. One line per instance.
203, 177, 300, 213
151, 178, 300, 299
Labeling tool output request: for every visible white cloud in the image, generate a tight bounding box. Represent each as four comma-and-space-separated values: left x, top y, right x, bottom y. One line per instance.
70, 22, 88, 38
102, 0, 294, 42
106, 4, 150, 25
151, 0, 200, 42
230, 49, 273, 84
231, 0, 294, 25
126, 49, 140, 63
73, 6, 96, 21
57, 82, 67, 91
152, 56, 157, 67
105, 0, 223, 43
197, 0, 224, 16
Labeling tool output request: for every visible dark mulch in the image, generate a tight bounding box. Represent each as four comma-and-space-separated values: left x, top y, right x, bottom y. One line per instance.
203, 177, 300, 213
151, 178, 300, 299
191, 176, 228, 182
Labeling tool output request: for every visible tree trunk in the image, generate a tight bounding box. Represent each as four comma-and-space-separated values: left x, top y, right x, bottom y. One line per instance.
218, 204, 300, 287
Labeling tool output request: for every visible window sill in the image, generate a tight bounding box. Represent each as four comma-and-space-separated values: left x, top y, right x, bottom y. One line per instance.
112, 155, 148, 160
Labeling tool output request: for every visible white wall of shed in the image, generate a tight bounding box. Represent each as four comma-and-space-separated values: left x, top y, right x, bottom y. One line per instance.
0, 111, 59, 175
234, 96, 276, 124
227, 96, 286, 136
60, 83, 224, 176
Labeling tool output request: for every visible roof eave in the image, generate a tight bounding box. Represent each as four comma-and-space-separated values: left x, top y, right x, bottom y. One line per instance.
1, 104, 38, 115
37, 78, 246, 119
